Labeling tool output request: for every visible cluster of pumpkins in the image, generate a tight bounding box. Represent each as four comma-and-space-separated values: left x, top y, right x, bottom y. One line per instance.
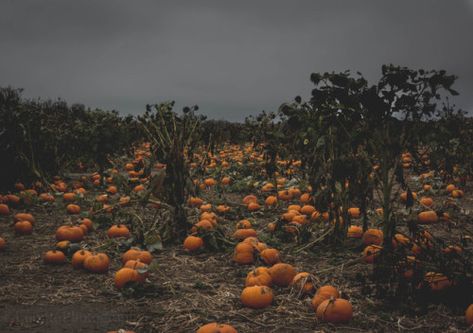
232, 234, 353, 323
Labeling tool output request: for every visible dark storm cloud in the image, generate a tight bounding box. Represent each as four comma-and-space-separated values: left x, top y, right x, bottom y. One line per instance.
1, 0, 472, 121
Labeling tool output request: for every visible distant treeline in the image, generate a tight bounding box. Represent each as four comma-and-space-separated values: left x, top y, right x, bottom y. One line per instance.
0, 87, 249, 189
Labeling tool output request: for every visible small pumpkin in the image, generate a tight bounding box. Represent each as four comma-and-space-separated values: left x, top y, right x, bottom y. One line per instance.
14, 213, 35, 224
300, 205, 316, 215
188, 197, 204, 207
417, 211, 439, 224
291, 272, 315, 295
424, 272, 452, 291
347, 207, 361, 219
233, 242, 255, 265
236, 219, 252, 229
114, 267, 141, 289
66, 204, 81, 214
347, 225, 363, 239
14, 221, 33, 235
245, 267, 272, 287
72, 250, 92, 269
199, 203, 212, 212
204, 178, 217, 187
400, 191, 417, 203
242, 195, 258, 205
300, 193, 311, 204
264, 196, 277, 207
80, 218, 93, 231
43, 250, 67, 265
466, 304, 473, 326
446, 184, 456, 193
0, 204, 10, 215
232, 228, 257, 241
362, 245, 382, 263
259, 248, 281, 266
123, 260, 149, 280
362, 229, 383, 246
63, 192, 76, 202
56, 226, 84, 242
191, 219, 214, 232
419, 197, 433, 207
107, 224, 131, 238
121, 248, 153, 264
311, 285, 340, 310
83, 253, 110, 273
451, 189, 464, 198
268, 263, 297, 287
247, 202, 261, 212
316, 298, 353, 323
240, 285, 274, 309
196, 323, 238, 333
183, 236, 204, 252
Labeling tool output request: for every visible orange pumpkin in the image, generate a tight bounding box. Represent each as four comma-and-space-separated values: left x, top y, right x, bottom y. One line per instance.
196, 323, 238, 333
247, 202, 261, 212
419, 197, 433, 207
400, 191, 417, 203
291, 272, 315, 295
362, 245, 382, 263
83, 253, 110, 273
268, 263, 297, 287
107, 224, 131, 238
0, 204, 10, 215
121, 248, 153, 264
347, 207, 361, 219
114, 267, 141, 289
316, 298, 353, 323
347, 225, 363, 238
417, 211, 438, 224
72, 250, 92, 269
242, 195, 258, 205
191, 220, 214, 232
236, 219, 252, 229
300, 205, 316, 215
183, 236, 204, 252
56, 226, 84, 242
240, 286, 273, 309
264, 196, 278, 207
311, 285, 340, 310
233, 242, 255, 265
424, 272, 452, 291
14, 213, 35, 224
245, 267, 272, 287
43, 250, 67, 265
362, 229, 383, 246
259, 248, 281, 266
66, 204, 81, 214
14, 221, 33, 235
63, 192, 76, 201
466, 304, 473, 326
232, 228, 257, 241
188, 197, 204, 207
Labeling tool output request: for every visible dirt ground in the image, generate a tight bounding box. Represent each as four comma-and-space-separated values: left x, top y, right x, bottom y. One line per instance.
1, 185, 473, 333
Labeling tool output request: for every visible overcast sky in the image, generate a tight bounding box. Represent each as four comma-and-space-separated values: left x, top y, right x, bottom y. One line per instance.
1, 0, 472, 121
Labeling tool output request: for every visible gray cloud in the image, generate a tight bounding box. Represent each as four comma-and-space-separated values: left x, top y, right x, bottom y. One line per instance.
1, 0, 472, 121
